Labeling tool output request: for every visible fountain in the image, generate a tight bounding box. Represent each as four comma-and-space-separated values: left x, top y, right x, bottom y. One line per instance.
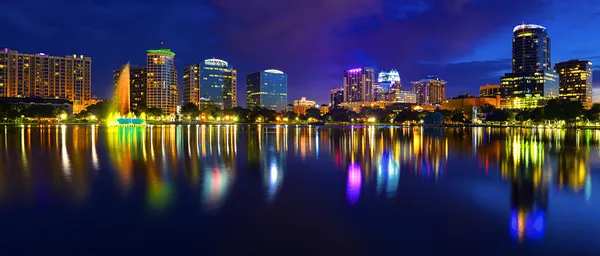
110, 63, 145, 126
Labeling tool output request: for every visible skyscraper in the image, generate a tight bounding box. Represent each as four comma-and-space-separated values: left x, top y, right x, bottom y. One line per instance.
183, 58, 235, 109
330, 88, 344, 106
246, 69, 287, 112
554, 60, 593, 108
0, 49, 92, 113
223, 68, 237, 109
146, 48, 178, 114
130, 67, 147, 111
343, 67, 374, 102
412, 76, 446, 106
501, 24, 558, 98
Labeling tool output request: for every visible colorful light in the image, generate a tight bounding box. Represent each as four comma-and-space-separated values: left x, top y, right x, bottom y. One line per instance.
347, 68, 362, 73
347, 163, 362, 205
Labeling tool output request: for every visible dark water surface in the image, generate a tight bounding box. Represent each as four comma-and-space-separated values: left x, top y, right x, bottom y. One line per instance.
0, 124, 599, 255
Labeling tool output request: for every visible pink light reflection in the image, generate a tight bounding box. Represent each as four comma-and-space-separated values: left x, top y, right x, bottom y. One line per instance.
347, 163, 362, 205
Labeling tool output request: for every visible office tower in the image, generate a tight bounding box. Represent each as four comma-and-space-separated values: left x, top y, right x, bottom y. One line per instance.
223, 68, 237, 109
246, 69, 287, 112
554, 60, 593, 108
501, 24, 558, 98
146, 48, 178, 114
412, 76, 446, 106
378, 69, 401, 89
480, 84, 501, 97
183, 58, 233, 109
373, 84, 386, 102
343, 67, 374, 102
182, 65, 200, 105
330, 87, 344, 106
0, 48, 92, 113
130, 67, 147, 111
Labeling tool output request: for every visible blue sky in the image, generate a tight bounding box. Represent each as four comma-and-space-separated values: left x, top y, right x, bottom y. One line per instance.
1, 0, 599, 104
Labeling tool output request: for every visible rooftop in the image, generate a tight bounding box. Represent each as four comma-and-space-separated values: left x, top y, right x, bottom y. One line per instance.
513, 24, 546, 32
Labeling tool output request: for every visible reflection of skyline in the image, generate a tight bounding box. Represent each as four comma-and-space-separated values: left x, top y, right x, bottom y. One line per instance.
0, 125, 596, 217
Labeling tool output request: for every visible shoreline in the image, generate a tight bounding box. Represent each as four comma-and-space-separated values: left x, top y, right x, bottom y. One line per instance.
1, 122, 599, 130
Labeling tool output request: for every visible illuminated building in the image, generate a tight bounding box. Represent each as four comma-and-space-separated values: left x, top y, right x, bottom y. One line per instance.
339, 101, 391, 112
480, 84, 501, 97
183, 58, 233, 109
391, 90, 417, 104
292, 97, 317, 115
373, 84, 386, 102
343, 67, 374, 102
378, 69, 401, 87
246, 69, 287, 112
0, 48, 91, 113
223, 68, 237, 109
113, 66, 146, 112
442, 94, 502, 111
146, 48, 178, 114
319, 104, 330, 115
412, 76, 446, 106
182, 65, 199, 106
501, 24, 558, 98
554, 60, 593, 109
330, 87, 344, 106
501, 95, 547, 109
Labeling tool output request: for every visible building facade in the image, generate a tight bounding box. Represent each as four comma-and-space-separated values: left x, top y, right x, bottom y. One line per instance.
0, 49, 92, 113
330, 88, 344, 106
501, 24, 558, 98
412, 76, 446, 106
182, 65, 200, 106
246, 69, 287, 112
292, 97, 317, 115
223, 68, 237, 109
130, 67, 146, 111
146, 48, 178, 114
480, 84, 501, 97
393, 90, 418, 104
554, 60, 593, 109
373, 84, 386, 102
343, 67, 374, 102
442, 95, 502, 111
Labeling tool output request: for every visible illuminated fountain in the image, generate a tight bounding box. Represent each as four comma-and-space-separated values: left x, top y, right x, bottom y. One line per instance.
110, 63, 145, 126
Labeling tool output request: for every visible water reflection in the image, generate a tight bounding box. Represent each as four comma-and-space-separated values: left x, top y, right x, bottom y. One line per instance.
0, 125, 597, 245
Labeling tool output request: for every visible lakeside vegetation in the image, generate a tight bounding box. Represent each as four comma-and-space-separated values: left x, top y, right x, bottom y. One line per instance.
2, 99, 600, 128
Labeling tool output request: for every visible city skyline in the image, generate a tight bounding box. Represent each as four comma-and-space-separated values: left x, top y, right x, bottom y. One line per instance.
1, 0, 599, 105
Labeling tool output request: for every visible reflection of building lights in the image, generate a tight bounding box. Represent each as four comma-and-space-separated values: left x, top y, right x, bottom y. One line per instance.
61, 125, 71, 180
510, 210, 545, 242
347, 163, 362, 205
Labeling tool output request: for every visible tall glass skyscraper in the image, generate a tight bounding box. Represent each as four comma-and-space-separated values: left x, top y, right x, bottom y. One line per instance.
246, 69, 287, 112
501, 24, 558, 98
183, 58, 235, 109
223, 68, 237, 109
146, 48, 178, 114
343, 67, 374, 102
412, 76, 446, 106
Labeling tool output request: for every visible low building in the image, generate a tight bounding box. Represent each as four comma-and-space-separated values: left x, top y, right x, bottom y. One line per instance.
293, 97, 317, 115
319, 104, 330, 115
339, 101, 392, 112
442, 95, 502, 111
480, 84, 501, 97
501, 95, 548, 109
0, 97, 73, 115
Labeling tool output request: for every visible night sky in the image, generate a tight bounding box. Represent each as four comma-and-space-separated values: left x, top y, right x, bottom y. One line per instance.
2, 0, 599, 105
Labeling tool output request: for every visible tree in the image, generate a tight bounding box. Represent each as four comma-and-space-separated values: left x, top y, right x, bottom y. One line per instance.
83, 101, 113, 120
486, 109, 513, 122
479, 104, 496, 114
146, 107, 164, 117
586, 103, 600, 122
394, 110, 420, 124
450, 110, 466, 123
305, 108, 321, 120
181, 103, 200, 117
544, 99, 583, 122
285, 111, 298, 121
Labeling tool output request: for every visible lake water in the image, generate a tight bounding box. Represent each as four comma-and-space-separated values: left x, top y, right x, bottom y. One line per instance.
0, 124, 598, 255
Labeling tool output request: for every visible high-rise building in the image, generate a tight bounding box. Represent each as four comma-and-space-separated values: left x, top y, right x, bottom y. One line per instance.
412, 76, 446, 106
330, 88, 344, 106
373, 84, 386, 102
183, 58, 234, 109
246, 69, 287, 112
223, 68, 237, 109
343, 67, 374, 102
501, 24, 558, 98
554, 60, 593, 108
480, 84, 501, 97
0, 49, 92, 113
146, 48, 178, 114
130, 67, 147, 111
393, 90, 417, 104
378, 69, 401, 89
182, 65, 200, 105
